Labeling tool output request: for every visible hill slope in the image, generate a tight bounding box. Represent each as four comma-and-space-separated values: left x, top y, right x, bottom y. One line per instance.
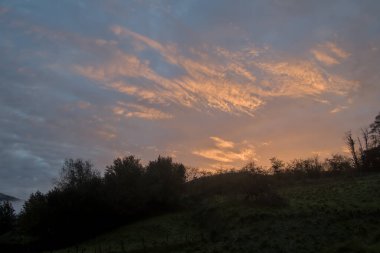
48, 174, 380, 253
0, 193, 18, 202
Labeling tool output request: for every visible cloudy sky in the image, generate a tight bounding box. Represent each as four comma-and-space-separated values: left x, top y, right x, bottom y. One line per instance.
1, 0, 379, 199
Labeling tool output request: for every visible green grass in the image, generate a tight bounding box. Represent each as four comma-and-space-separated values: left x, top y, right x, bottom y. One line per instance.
48, 174, 380, 253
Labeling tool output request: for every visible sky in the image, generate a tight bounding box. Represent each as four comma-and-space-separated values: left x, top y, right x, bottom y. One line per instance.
0, 0, 380, 199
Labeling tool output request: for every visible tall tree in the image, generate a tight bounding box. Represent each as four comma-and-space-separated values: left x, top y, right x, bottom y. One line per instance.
104, 156, 145, 216
345, 131, 360, 169
145, 156, 186, 207
0, 201, 16, 234
370, 112, 380, 147
56, 159, 101, 190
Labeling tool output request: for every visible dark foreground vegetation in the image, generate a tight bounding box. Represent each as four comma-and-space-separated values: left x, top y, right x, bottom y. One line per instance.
42, 174, 380, 253
0, 112, 379, 253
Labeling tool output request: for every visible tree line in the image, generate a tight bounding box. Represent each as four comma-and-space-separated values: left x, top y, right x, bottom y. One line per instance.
16, 156, 186, 247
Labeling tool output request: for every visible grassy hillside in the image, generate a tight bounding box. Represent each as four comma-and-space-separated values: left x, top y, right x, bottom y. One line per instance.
47, 174, 380, 253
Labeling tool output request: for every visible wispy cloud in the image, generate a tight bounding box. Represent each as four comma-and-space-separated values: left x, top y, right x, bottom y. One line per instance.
330, 105, 348, 114
256, 60, 358, 96
74, 51, 152, 81
193, 136, 256, 165
260, 141, 272, 147
113, 103, 173, 120
210, 136, 235, 149
109, 26, 266, 115
311, 49, 339, 66
193, 148, 254, 163
75, 27, 358, 118
324, 42, 350, 59
107, 81, 166, 104
311, 42, 350, 66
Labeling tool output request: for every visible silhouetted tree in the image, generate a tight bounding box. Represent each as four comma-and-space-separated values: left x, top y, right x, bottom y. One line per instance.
104, 156, 146, 217
19, 191, 48, 236
105, 156, 143, 179
0, 201, 16, 234
361, 113, 380, 170
56, 159, 101, 190
363, 146, 380, 171
145, 156, 186, 208
370, 112, 380, 147
185, 167, 210, 181
324, 154, 353, 174
241, 161, 266, 175
20, 159, 107, 245
345, 131, 360, 169
51, 159, 106, 241
361, 128, 370, 150
286, 156, 324, 178
347, 113, 380, 171
270, 157, 285, 174
370, 112, 380, 134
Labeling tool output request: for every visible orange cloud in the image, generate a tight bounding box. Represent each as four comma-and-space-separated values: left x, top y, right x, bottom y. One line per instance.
113, 103, 173, 120
74, 51, 152, 81
311, 42, 350, 66
210, 136, 235, 149
75, 26, 358, 118
192, 148, 255, 163
330, 105, 348, 114
75, 44, 264, 115
324, 42, 350, 59
108, 81, 166, 104
311, 49, 339, 66
193, 136, 256, 165
256, 60, 358, 96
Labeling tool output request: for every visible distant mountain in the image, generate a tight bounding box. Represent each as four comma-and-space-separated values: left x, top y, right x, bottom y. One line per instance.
0, 193, 18, 201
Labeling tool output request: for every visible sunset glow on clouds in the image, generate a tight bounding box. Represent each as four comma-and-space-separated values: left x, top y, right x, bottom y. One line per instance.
75, 27, 358, 116
193, 137, 256, 168
310, 42, 349, 66
0, 0, 379, 198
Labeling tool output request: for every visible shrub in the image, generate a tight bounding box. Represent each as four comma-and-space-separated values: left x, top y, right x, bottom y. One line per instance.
286, 156, 324, 178
325, 154, 353, 175
270, 157, 286, 174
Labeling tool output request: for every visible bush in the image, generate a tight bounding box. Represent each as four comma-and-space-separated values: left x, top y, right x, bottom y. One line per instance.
363, 146, 380, 171
325, 154, 353, 175
286, 156, 324, 178
270, 157, 286, 174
